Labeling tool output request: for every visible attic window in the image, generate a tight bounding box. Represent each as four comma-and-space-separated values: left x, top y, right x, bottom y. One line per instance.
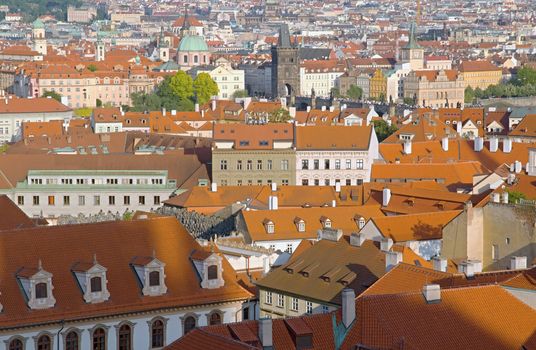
356, 216, 366, 229
321, 217, 332, 228
264, 220, 275, 234
149, 271, 160, 286
259, 140, 269, 146
239, 140, 250, 146
131, 253, 167, 297
35, 283, 48, 298
90, 277, 102, 292
406, 197, 415, 206
295, 218, 305, 232
72, 255, 110, 304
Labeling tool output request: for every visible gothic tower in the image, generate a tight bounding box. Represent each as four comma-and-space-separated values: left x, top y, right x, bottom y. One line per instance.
400, 22, 424, 70
271, 24, 300, 103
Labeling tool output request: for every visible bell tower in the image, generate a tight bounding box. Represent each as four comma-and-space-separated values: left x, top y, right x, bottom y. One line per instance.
400, 22, 424, 70
32, 19, 47, 56
271, 24, 300, 103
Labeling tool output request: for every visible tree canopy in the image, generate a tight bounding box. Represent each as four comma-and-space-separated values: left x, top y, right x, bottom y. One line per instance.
373, 119, 398, 142
42, 90, 62, 102
268, 108, 291, 123
193, 73, 219, 105
347, 84, 363, 100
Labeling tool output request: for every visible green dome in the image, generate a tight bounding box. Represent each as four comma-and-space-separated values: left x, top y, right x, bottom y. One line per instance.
33, 18, 45, 29
178, 35, 208, 52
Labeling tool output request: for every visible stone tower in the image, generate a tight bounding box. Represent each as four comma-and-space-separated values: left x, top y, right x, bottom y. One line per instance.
95, 35, 105, 62
400, 22, 424, 70
158, 27, 170, 62
271, 24, 300, 103
32, 19, 47, 56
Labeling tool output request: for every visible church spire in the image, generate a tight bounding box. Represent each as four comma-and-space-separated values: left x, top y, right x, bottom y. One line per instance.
278, 23, 292, 48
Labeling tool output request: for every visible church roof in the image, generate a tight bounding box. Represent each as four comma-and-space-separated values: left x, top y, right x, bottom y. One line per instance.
178, 35, 209, 52
33, 18, 45, 29
278, 23, 292, 48
404, 22, 422, 50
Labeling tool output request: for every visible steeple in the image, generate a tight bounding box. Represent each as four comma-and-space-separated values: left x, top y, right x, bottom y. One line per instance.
181, 5, 191, 36
158, 26, 168, 48
405, 22, 422, 49
278, 24, 292, 48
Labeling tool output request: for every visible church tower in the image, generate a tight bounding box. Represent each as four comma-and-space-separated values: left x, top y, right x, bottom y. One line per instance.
158, 27, 170, 62
400, 22, 424, 70
95, 36, 105, 62
271, 24, 300, 103
32, 19, 47, 56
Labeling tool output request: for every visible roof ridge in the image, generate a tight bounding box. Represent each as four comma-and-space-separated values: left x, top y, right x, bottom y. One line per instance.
196, 328, 258, 349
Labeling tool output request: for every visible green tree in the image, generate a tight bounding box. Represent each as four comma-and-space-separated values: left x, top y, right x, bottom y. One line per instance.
514, 66, 536, 86
96, 98, 103, 107
347, 84, 363, 100
464, 86, 475, 104
169, 71, 194, 101
507, 190, 526, 204
42, 90, 61, 102
130, 92, 162, 112
373, 119, 398, 142
193, 73, 219, 105
268, 108, 291, 123
330, 87, 342, 98
403, 97, 415, 105
87, 64, 98, 72
232, 89, 248, 99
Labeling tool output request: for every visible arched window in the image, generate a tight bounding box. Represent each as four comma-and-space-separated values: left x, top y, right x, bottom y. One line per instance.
92, 328, 106, 350
149, 271, 160, 286
90, 277, 102, 292
118, 324, 131, 350
151, 320, 164, 348
209, 312, 222, 325
194, 55, 198, 63
65, 331, 79, 350
207, 265, 217, 280
9, 339, 23, 350
35, 282, 47, 298
183, 316, 196, 334
37, 335, 51, 350
183, 55, 188, 63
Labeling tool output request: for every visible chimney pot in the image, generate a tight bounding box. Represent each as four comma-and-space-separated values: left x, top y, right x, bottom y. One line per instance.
404, 141, 412, 154
258, 318, 273, 348
321, 105, 326, 111
382, 188, 391, 207
432, 257, 447, 272
350, 232, 365, 247
211, 182, 218, 192
422, 284, 441, 303
441, 137, 449, 152
489, 137, 498, 152
385, 250, 402, 271
503, 138, 512, 153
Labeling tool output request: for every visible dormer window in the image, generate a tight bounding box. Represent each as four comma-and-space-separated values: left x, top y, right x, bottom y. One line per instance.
131, 252, 167, 297
294, 217, 305, 232
190, 250, 225, 289
263, 219, 275, 234
356, 216, 366, 230
16, 260, 56, 310
320, 216, 332, 228
72, 255, 110, 304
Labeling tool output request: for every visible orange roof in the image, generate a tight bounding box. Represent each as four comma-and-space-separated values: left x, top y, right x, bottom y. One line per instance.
295, 125, 373, 150
0, 97, 71, 114
414, 69, 459, 82
213, 123, 293, 150
384, 115, 454, 143
459, 60, 501, 72
0, 217, 252, 329
23, 120, 64, 139
509, 114, 536, 138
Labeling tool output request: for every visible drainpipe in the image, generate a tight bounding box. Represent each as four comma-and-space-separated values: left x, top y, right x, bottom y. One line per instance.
57, 319, 65, 350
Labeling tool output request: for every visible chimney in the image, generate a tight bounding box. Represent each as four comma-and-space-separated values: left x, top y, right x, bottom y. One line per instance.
162, 107, 166, 116
492, 192, 500, 203
503, 138, 512, 153
335, 181, 341, 193
171, 109, 177, 116
329, 105, 335, 112
441, 137, 449, 151
385, 251, 402, 271
403, 141, 412, 154
268, 195, 278, 210
306, 106, 311, 112
458, 260, 482, 277
318, 228, 343, 242
380, 237, 393, 252
456, 121, 462, 134
211, 182, 218, 192
321, 105, 326, 111
341, 288, 356, 328
432, 257, 447, 272
195, 103, 199, 112
289, 106, 296, 118
258, 318, 273, 349
510, 256, 527, 270
514, 160, 522, 173
382, 188, 391, 206
474, 137, 483, 152
489, 137, 498, 152
350, 232, 365, 247
501, 191, 509, 204
341, 104, 347, 111
211, 99, 217, 111
262, 257, 270, 274
201, 110, 205, 118
422, 284, 441, 303
271, 182, 277, 192
331, 199, 336, 207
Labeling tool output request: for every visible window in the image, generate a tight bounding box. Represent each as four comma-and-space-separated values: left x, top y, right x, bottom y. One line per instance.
492, 244, 499, 261
266, 222, 275, 233
265, 291, 273, 304
118, 324, 131, 350
322, 305, 329, 313
154, 196, 160, 205
124, 196, 130, 205
9, 339, 23, 350
149, 271, 160, 286
66, 331, 79, 350
237, 180, 242, 186
506, 237, 511, 245
277, 294, 285, 307
325, 179, 330, 186
302, 179, 309, 186
314, 159, 319, 170
151, 320, 164, 348
139, 196, 145, 205
209, 312, 222, 325
17, 196, 24, 205
220, 160, 227, 170
78, 195, 85, 206
63, 195, 70, 206
109, 196, 115, 205
298, 221, 305, 232
346, 179, 351, 186
94, 195, 100, 206
35, 282, 47, 298
207, 265, 218, 280
286, 244, 293, 253
48, 195, 55, 206
306, 301, 313, 314
281, 160, 289, 170
356, 159, 364, 169
37, 335, 51, 350
324, 159, 330, 169
257, 160, 262, 170
346, 159, 352, 169
291, 297, 299, 311
33, 195, 40, 205
90, 277, 102, 293
335, 159, 341, 170
247, 160, 252, 170
282, 179, 289, 186
302, 159, 309, 170
237, 160, 242, 170
267, 160, 273, 170
184, 316, 196, 334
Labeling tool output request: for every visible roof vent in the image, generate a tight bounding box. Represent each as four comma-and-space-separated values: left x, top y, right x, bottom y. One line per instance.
422, 284, 441, 303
